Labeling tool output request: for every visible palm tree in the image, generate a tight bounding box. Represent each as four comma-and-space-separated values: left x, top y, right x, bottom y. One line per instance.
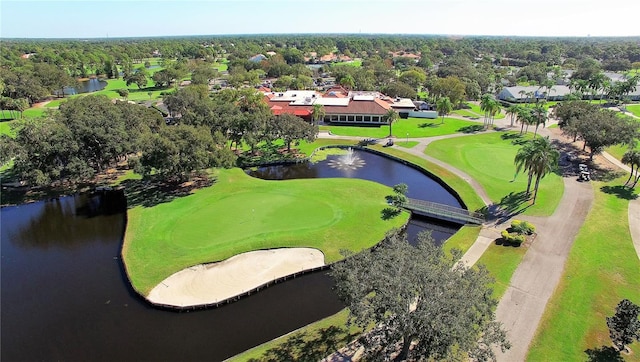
525, 91, 535, 107
572, 79, 589, 100
620, 75, 640, 106
589, 72, 606, 103
529, 137, 560, 203
542, 79, 555, 101
506, 104, 522, 127
518, 90, 527, 104
514, 136, 560, 203
488, 100, 501, 128
436, 96, 453, 124
599, 78, 611, 105
532, 103, 547, 137
480, 94, 493, 128
516, 107, 532, 135
622, 150, 640, 187
514, 141, 537, 195
383, 109, 398, 137
312, 103, 325, 126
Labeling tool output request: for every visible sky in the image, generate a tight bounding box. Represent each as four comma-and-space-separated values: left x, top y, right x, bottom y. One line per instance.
1, 0, 639, 39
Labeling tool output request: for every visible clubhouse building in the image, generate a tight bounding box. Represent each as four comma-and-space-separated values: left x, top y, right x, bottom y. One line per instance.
263, 86, 414, 124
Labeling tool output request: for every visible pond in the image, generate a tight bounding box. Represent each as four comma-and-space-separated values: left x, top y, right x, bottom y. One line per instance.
247, 148, 463, 209
55, 78, 107, 96
1, 149, 463, 360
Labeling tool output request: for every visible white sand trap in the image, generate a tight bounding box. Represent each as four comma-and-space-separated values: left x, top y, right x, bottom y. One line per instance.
147, 248, 325, 307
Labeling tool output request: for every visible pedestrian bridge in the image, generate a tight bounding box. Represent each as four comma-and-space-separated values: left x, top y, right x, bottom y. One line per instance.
402, 198, 485, 225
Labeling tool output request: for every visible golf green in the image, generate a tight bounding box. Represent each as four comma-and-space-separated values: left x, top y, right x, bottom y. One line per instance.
123, 168, 409, 295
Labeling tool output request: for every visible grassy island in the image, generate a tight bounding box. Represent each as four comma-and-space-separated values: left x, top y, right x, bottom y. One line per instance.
122, 168, 409, 295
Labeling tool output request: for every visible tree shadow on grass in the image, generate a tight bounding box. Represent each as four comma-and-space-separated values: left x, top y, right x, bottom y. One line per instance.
590, 166, 625, 182
381, 207, 402, 220
418, 122, 437, 128
457, 124, 484, 133
584, 346, 624, 362
481, 191, 532, 224
120, 176, 215, 209
500, 132, 523, 140
600, 185, 639, 200
247, 325, 359, 362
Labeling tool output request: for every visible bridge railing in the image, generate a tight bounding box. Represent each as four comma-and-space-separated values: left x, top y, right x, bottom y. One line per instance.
403, 198, 484, 224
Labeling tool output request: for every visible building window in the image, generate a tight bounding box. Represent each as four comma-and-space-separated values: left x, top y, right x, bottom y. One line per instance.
363, 115, 371, 122
339, 115, 347, 122
347, 115, 355, 122
355, 115, 363, 122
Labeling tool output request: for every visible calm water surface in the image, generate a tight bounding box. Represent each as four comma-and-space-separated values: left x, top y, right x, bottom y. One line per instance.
1, 194, 343, 361
2, 150, 461, 360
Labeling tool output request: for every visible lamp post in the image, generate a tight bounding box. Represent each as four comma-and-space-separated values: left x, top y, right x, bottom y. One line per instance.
406, 132, 409, 144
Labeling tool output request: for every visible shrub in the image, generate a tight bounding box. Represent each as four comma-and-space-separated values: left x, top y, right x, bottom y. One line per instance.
501, 230, 526, 245
511, 220, 535, 235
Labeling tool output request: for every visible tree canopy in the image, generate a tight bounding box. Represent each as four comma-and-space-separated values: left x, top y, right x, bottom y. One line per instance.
331, 230, 510, 361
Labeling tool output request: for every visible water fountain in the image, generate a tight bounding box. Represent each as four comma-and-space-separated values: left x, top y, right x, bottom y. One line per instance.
327, 147, 366, 170
343, 147, 357, 165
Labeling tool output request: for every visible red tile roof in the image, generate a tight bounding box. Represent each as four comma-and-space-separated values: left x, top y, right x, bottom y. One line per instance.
374, 98, 392, 110
266, 101, 312, 117
323, 99, 390, 116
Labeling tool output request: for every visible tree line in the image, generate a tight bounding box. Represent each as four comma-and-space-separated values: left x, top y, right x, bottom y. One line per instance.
1, 89, 317, 186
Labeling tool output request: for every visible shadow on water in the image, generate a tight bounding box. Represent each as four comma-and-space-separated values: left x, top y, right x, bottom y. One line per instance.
7, 192, 126, 250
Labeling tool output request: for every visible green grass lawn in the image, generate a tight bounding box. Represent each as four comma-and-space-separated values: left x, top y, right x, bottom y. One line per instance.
343, 59, 362, 67
527, 177, 640, 361
123, 168, 409, 295
214, 58, 229, 72
0, 107, 49, 120
322, 117, 481, 138
425, 131, 564, 216
606, 144, 633, 162
0, 120, 17, 137
626, 104, 640, 118
453, 102, 506, 120
442, 225, 481, 256
476, 242, 527, 299
452, 109, 482, 119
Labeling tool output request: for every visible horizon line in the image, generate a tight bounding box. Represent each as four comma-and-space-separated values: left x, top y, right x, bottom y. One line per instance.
3, 32, 640, 41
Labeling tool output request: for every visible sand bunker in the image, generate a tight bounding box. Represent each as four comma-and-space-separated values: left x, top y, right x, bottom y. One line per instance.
147, 248, 325, 307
